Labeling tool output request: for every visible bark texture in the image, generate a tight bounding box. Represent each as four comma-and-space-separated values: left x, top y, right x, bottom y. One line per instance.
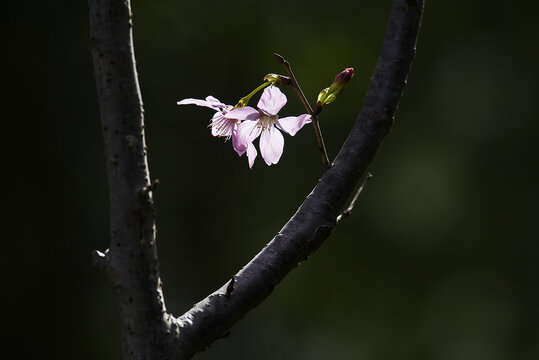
89, 0, 170, 358
89, 0, 423, 359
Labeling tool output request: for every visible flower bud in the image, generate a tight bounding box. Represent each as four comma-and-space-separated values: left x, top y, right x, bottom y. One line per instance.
317, 87, 329, 104
315, 68, 354, 115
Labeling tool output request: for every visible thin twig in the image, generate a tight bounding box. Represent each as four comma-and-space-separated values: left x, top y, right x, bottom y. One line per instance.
139, 178, 160, 197
91, 249, 110, 274
225, 276, 235, 297
274, 53, 331, 169
336, 173, 373, 223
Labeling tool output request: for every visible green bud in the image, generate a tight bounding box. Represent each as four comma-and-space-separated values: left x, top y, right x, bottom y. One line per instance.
315, 68, 354, 115
317, 87, 329, 104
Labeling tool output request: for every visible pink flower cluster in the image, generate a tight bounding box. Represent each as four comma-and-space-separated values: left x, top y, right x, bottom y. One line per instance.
177, 86, 311, 168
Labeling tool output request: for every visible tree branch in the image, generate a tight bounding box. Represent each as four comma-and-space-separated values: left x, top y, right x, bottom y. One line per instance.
90, 0, 423, 358
172, 0, 424, 357
89, 0, 171, 358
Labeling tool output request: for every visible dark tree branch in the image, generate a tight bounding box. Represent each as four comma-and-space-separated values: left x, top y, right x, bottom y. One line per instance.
90, 0, 423, 358
89, 0, 171, 358
173, 0, 424, 357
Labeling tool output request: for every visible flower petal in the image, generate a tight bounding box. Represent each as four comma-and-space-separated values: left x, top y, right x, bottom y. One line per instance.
231, 125, 244, 156
205, 96, 224, 105
246, 142, 257, 168
260, 126, 284, 165
177, 97, 226, 110
225, 107, 259, 121
257, 86, 287, 116
276, 114, 312, 136
235, 120, 262, 154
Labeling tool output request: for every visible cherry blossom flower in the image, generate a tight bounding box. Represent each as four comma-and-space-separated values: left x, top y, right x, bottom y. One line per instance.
225, 86, 311, 168
177, 96, 234, 137
177, 96, 256, 154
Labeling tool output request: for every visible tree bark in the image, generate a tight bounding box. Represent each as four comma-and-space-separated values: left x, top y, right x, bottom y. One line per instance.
89, 0, 424, 359
89, 0, 170, 358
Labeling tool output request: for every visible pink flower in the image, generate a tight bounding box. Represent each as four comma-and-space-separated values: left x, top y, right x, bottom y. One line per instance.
225, 87, 311, 168
177, 96, 256, 154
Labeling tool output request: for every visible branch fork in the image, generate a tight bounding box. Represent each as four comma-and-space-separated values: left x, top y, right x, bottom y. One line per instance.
89, 0, 424, 358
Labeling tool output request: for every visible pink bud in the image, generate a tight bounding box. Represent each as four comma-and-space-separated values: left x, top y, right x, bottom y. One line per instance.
316, 67, 356, 114
335, 68, 354, 84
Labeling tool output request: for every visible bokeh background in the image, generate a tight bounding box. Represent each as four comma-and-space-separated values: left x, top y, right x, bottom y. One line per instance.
3, 0, 538, 359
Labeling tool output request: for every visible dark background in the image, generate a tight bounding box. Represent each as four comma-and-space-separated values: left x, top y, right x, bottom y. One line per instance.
3, 1, 538, 359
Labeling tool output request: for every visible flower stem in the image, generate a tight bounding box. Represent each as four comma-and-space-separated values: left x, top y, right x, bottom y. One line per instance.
237, 81, 272, 108
274, 53, 330, 169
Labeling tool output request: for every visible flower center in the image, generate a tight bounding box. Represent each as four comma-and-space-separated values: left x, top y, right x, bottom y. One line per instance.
258, 112, 278, 131
209, 106, 237, 139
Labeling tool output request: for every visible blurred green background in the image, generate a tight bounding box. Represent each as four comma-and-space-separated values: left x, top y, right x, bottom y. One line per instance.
3, 0, 538, 359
